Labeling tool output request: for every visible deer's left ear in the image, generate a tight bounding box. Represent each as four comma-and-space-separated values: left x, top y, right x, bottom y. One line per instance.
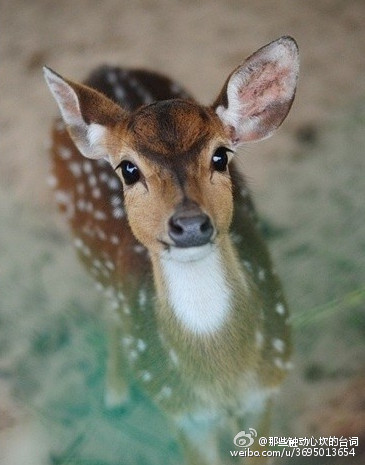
214, 36, 299, 146
43, 67, 127, 160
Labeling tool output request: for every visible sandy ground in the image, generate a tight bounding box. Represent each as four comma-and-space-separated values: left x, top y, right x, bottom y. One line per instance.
1, 1, 365, 464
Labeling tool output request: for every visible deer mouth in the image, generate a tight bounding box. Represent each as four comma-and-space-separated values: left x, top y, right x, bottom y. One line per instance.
161, 242, 215, 263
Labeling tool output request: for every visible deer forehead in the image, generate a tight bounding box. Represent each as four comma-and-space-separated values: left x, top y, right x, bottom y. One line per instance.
125, 100, 226, 160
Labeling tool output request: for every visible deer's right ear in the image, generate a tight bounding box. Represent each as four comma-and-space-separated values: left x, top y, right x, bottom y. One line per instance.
214, 36, 299, 146
43, 67, 126, 160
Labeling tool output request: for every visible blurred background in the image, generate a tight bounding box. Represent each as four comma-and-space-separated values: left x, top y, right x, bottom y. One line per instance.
1, 0, 365, 463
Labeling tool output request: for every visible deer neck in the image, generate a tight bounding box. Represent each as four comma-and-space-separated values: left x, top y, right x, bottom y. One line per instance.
151, 235, 250, 336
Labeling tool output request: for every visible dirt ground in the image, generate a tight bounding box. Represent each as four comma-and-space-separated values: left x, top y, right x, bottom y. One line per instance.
1, 0, 365, 464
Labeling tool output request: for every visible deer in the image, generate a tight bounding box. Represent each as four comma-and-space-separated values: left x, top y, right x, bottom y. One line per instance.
43, 36, 299, 464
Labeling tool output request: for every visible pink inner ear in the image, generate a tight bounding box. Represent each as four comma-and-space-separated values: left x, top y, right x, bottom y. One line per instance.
45, 70, 82, 125
237, 61, 293, 119
215, 37, 299, 145
59, 87, 81, 121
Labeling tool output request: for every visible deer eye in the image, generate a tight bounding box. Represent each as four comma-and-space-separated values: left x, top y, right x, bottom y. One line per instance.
117, 160, 140, 185
211, 147, 232, 172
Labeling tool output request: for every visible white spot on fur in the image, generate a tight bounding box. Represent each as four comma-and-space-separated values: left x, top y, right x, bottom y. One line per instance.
133, 244, 145, 254
105, 260, 115, 271
158, 332, 167, 345
105, 286, 116, 299
138, 288, 147, 307
95, 282, 104, 292
82, 226, 94, 238
273, 357, 285, 370
46, 175, 57, 188
169, 349, 179, 366
170, 82, 183, 94
112, 207, 125, 219
108, 178, 120, 190
140, 370, 152, 382
76, 199, 86, 212
110, 235, 120, 245
122, 336, 133, 347
96, 228, 107, 240
124, 306, 131, 315
285, 361, 294, 370
100, 172, 110, 183
94, 210, 107, 221
274, 358, 293, 371
96, 158, 108, 167
156, 385, 172, 401
110, 300, 119, 311
276, 303, 285, 315
88, 175, 97, 187
76, 183, 85, 194
81, 245, 91, 257
161, 246, 231, 334
129, 77, 154, 104
272, 338, 285, 353
54, 190, 70, 204
114, 86, 126, 100
243, 260, 253, 273
83, 161, 93, 174
69, 162, 82, 177
111, 195, 122, 206
101, 268, 111, 278
255, 330, 264, 349
129, 350, 138, 362
92, 187, 101, 198
59, 146, 71, 159
231, 233, 242, 245
107, 71, 118, 84
137, 339, 147, 352
93, 259, 102, 269
258, 268, 266, 281
74, 238, 83, 249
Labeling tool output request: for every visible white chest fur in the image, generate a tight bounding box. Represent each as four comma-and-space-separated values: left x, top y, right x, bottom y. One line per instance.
160, 247, 231, 334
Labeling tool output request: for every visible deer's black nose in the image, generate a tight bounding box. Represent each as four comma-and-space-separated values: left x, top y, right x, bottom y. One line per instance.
168, 209, 214, 248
